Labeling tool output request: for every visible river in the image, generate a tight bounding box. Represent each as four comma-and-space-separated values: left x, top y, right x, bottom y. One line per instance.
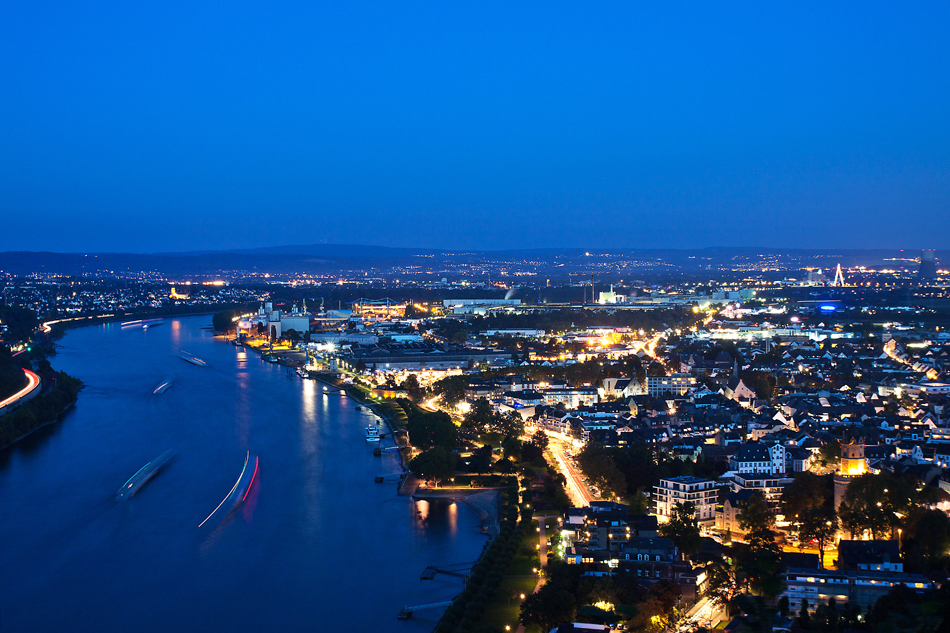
0, 316, 485, 632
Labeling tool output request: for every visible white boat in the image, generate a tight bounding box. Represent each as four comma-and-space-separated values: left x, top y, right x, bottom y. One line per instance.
153, 380, 173, 394
116, 450, 176, 502
365, 425, 380, 442
179, 352, 207, 367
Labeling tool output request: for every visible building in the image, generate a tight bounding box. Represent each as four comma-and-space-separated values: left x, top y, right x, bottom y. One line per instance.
485, 328, 546, 338
837, 540, 902, 572
918, 250, 937, 281
279, 303, 311, 335
783, 567, 932, 614
716, 490, 761, 535
730, 442, 786, 475
353, 298, 407, 320
646, 373, 695, 396
653, 476, 719, 525
834, 441, 867, 510
540, 387, 598, 409
730, 473, 792, 505
600, 377, 644, 399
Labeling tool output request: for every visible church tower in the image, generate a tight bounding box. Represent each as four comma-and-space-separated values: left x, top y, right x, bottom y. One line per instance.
833, 440, 866, 510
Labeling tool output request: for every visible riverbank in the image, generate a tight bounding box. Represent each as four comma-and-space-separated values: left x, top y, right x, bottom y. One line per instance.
0, 371, 83, 450
45, 304, 251, 335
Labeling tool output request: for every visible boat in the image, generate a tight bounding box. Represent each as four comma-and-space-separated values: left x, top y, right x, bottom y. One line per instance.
365, 425, 380, 442
179, 351, 207, 366
355, 406, 363, 411
199, 451, 259, 528
153, 380, 173, 394
116, 450, 176, 502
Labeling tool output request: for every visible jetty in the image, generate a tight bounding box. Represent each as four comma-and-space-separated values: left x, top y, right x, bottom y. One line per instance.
397, 599, 456, 620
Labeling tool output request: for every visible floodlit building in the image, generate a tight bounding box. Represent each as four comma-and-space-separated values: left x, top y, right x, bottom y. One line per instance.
834, 441, 867, 510
646, 373, 694, 396
653, 476, 719, 525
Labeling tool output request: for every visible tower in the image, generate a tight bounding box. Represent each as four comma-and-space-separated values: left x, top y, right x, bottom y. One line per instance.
833, 440, 866, 510
918, 250, 937, 281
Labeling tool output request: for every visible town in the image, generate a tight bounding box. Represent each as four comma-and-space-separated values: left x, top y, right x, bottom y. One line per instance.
3, 249, 949, 632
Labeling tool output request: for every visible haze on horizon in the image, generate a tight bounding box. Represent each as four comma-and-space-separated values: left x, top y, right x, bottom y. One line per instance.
2, 2, 949, 254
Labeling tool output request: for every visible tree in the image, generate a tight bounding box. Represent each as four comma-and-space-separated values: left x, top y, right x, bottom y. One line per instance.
839, 472, 917, 539
738, 493, 775, 536
576, 449, 627, 500
520, 586, 576, 633
737, 494, 783, 598
631, 580, 682, 632
409, 447, 457, 486
901, 508, 950, 573
355, 359, 368, 373
780, 472, 834, 560
818, 439, 841, 466
462, 397, 495, 432
491, 414, 524, 438
646, 361, 668, 377
704, 559, 737, 608
212, 309, 238, 332
406, 409, 458, 451
798, 506, 838, 569
432, 374, 469, 406
400, 373, 423, 399
531, 430, 549, 450
659, 502, 701, 560
780, 472, 829, 530
502, 436, 522, 461
740, 371, 775, 400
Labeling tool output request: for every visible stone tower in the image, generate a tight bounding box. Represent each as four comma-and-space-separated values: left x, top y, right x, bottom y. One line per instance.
833, 440, 866, 510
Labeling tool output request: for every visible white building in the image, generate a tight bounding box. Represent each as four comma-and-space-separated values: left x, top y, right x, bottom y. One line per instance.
653, 476, 719, 524
730, 443, 786, 475
646, 373, 695, 396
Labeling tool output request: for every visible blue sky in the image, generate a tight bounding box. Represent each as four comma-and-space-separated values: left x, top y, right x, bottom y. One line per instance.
2, 2, 948, 252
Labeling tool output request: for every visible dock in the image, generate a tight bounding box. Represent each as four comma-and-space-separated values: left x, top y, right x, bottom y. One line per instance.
397, 599, 456, 620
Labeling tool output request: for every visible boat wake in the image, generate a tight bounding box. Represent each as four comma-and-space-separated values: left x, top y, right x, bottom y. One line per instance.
198, 451, 259, 528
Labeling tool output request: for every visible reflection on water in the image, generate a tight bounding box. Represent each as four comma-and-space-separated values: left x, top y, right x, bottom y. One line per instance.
0, 316, 486, 633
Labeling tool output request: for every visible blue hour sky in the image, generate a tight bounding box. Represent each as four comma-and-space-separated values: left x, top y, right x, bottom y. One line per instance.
2, 2, 948, 253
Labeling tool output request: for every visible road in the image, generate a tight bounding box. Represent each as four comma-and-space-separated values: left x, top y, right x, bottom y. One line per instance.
548, 439, 592, 507
0, 368, 41, 414
677, 596, 722, 632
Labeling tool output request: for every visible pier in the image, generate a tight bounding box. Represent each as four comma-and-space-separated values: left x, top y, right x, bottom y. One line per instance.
397, 599, 456, 620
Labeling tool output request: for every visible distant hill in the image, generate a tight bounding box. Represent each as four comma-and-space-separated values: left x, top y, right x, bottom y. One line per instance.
0, 246, 943, 277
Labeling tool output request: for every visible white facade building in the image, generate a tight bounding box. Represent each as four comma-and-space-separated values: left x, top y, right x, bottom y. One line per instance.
653, 476, 719, 524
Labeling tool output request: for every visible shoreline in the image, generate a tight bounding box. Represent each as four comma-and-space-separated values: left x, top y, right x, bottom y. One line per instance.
0, 400, 77, 452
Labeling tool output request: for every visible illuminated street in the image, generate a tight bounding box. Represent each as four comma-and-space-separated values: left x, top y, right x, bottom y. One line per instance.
548, 438, 592, 507
0, 368, 41, 412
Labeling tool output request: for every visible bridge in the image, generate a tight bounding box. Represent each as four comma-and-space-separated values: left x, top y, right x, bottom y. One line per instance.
397, 599, 456, 619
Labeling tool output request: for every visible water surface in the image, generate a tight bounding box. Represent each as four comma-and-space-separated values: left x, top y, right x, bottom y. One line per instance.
0, 316, 483, 632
